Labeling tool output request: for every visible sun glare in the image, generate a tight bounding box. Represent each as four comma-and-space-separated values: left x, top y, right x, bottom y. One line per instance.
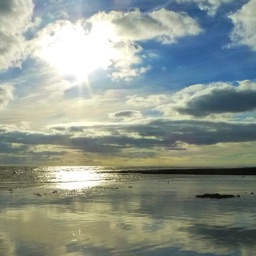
39, 22, 117, 82
54, 167, 102, 190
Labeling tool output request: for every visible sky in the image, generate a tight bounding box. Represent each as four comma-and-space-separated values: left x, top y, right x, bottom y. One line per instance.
0, 0, 256, 167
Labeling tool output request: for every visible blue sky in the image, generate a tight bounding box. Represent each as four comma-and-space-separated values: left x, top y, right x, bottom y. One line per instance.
0, 0, 256, 166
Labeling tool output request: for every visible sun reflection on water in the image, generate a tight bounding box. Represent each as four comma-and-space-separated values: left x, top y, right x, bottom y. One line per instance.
50, 166, 104, 190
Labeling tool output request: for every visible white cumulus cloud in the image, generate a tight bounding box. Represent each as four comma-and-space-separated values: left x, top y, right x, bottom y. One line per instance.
89, 8, 202, 43
0, 0, 34, 71
0, 84, 14, 110
33, 8, 202, 81
229, 0, 256, 51
84, 8, 202, 80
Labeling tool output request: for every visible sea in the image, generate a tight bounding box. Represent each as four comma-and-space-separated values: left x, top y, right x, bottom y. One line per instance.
0, 166, 256, 256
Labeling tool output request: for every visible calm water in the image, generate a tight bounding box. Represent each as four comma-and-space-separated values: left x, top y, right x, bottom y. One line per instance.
0, 166, 256, 256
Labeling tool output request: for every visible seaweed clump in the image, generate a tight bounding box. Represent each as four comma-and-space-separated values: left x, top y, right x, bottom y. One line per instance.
195, 193, 237, 199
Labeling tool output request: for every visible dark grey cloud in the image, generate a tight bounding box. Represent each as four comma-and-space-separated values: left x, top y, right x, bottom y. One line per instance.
0, 119, 256, 161
132, 119, 256, 145
69, 126, 86, 132
109, 110, 141, 120
177, 88, 256, 117
129, 81, 256, 118
0, 142, 29, 153
30, 150, 66, 157
50, 126, 66, 132
0, 140, 67, 166
70, 135, 163, 153
0, 131, 68, 145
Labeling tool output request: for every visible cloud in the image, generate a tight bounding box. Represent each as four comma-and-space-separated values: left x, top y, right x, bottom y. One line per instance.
127, 94, 169, 107
129, 81, 256, 118
89, 8, 202, 43
109, 110, 142, 121
130, 119, 256, 145
0, 142, 29, 154
33, 8, 201, 81
0, 0, 34, 70
176, 0, 233, 16
1, 117, 256, 165
1, 119, 256, 158
0, 84, 14, 110
173, 81, 256, 117
229, 0, 256, 51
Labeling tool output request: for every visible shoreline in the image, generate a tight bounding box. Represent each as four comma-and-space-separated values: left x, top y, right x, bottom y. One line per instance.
1, 166, 256, 175
105, 167, 256, 175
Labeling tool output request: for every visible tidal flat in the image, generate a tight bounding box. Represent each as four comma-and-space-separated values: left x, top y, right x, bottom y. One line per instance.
1, 166, 256, 255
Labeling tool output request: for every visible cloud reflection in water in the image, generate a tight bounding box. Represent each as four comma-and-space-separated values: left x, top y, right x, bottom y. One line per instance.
1, 172, 256, 255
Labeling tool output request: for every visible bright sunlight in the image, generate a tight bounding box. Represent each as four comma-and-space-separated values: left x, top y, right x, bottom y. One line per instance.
53, 166, 103, 190
38, 21, 118, 82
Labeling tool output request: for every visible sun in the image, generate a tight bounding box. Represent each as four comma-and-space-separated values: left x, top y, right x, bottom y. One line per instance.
38, 21, 117, 82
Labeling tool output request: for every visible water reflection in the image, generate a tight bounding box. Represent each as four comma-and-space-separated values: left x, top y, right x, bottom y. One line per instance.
2, 201, 256, 255
1, 171, 256, 255
53, 167, 103, 190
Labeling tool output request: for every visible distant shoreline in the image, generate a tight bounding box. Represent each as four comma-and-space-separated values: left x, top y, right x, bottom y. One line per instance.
0, 166, 256, 175
108, 167, 256, 175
